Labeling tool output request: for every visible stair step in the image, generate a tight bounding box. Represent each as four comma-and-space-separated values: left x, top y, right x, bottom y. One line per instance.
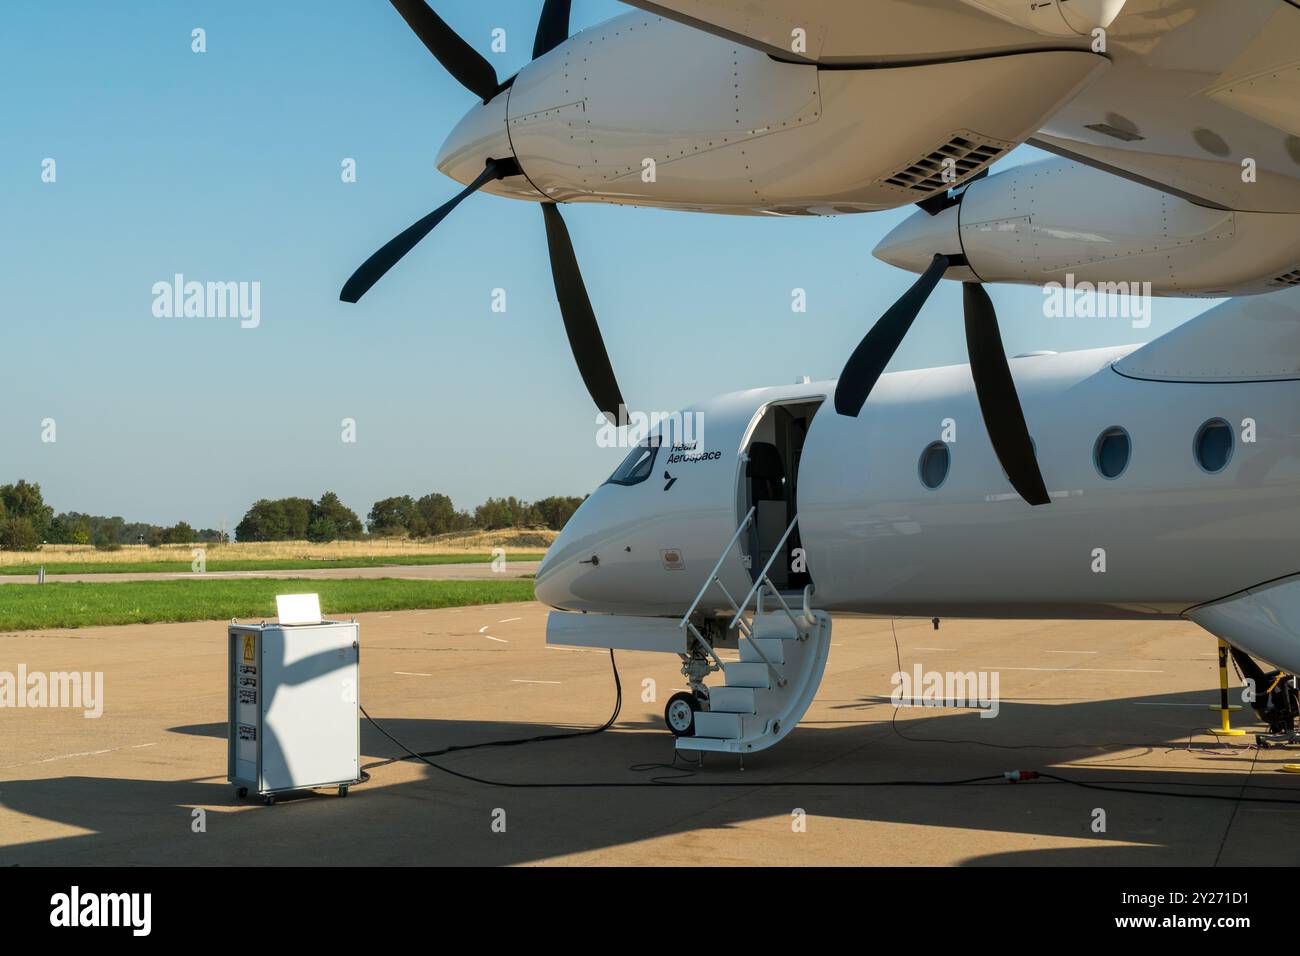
692, 711, 743, 739
749, 615, 801, 641
723, 661, 771, 689
675, 735, 734, 753
707, 686, 756, 714
741, 638, 785, 666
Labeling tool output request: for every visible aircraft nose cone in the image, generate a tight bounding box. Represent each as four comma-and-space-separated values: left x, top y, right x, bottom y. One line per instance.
872, 202, 963, 274
534, 489, 616, 611
534, 543, 565, 607
435, 92, 514, 187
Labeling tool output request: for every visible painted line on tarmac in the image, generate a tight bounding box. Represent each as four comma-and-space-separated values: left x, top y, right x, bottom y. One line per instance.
1133, 701, 1218, 707
983, 665, 1164, 673
2, 741, 158, 771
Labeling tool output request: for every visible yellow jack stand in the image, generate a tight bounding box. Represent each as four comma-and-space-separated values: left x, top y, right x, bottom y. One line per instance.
1207, 640, 1246, 737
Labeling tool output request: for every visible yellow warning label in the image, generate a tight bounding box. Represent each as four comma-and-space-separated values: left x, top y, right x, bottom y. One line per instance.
242, 634, 255, 663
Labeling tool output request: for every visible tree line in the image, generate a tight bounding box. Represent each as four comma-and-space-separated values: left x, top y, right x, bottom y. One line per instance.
0, 480, 225, 551
0, 480, 586, 551
243, 492, 585, 541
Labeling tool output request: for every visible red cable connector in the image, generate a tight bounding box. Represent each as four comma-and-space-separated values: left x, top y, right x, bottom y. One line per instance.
1003, 770, 1040, 783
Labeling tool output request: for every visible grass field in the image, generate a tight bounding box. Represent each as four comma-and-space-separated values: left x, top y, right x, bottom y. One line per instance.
0, 578, 537, 631
0, 552, 549, 576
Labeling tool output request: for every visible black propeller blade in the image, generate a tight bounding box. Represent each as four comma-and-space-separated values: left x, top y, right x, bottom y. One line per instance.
340, 159, 517, 304
834, 253, 951, 417
347, 3, 627, 422
833, 255, 1052, 506
389, 0, 501, 102
532, 0, 572, 59
962, 283, 1050, 506
541, 203, 626, 424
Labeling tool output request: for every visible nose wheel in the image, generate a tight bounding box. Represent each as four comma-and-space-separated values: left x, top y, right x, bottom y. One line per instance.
665, 691, 706, 736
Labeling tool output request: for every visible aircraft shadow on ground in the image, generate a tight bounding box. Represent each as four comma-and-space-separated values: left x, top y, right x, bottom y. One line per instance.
2, 688, 1296, 866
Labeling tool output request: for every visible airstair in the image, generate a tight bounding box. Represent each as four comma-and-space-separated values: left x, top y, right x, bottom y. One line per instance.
674, 507, 832, 754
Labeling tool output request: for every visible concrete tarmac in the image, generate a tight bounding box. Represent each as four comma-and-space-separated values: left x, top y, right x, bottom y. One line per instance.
2, 606, 1297, 865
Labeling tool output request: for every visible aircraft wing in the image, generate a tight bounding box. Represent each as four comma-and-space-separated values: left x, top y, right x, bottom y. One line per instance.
615, 0, 1083, 64
619, 0, 1300, 213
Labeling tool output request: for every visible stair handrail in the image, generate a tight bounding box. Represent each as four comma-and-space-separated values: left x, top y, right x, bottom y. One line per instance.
728, 513, 800, 631
679, 506, 756, 628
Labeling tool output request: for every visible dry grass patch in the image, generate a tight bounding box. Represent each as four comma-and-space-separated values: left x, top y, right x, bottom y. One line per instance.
0, 528, 559, 568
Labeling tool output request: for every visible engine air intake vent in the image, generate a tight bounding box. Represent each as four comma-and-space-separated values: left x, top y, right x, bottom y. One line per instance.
1270, 269, 1300, 288
879, 132, 1011, 195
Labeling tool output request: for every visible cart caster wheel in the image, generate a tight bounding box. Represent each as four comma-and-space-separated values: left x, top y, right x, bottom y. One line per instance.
263, 795, 276, 806
665, 691, 700, 737
338, 785, 349, 798
237, 787, 248, 799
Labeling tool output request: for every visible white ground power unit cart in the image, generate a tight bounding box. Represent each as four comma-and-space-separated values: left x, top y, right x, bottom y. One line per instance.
227, 614, 362, 805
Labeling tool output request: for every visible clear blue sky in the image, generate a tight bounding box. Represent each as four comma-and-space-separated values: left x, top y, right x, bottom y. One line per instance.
0, 0, 1213, 530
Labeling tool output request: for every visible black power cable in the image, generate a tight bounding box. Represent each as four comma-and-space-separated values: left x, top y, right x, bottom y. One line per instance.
350, 621, 1300, 802
361, 648, 623, 772
886, 618, 1300, 805
356, 647, 1011, 789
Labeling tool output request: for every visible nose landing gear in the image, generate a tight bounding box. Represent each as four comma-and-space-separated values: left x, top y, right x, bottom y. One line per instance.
665, 647, 716, 736
665, 692, 700, 736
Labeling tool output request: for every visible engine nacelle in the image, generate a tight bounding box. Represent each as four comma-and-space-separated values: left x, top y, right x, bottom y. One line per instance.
441, 12, 1107, 216
874, 158, 1300, 297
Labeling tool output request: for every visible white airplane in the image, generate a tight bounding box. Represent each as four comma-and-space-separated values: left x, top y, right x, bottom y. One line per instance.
534, 286, 1300, 754
335, 0, 1300, 752
341, 0, 1300, 510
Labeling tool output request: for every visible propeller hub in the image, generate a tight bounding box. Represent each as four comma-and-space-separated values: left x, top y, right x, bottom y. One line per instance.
436, 93, 540, 201
872, 203, 972, 279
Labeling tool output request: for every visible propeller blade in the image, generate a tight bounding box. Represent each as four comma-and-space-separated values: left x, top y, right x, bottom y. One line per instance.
540, 203, 626, 424
389, 0, 500, 102
962, 282, 1051, 506
340, 159, 513, 304
834, 253, 950, 416
532, 0, 572, 59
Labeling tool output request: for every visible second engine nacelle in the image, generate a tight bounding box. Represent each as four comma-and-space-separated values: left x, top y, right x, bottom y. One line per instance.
874, 158, 1300, 297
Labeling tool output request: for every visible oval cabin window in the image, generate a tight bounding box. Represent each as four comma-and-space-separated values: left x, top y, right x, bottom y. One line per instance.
1194, 419, 1233, 474
1093, 427, 1131, 479
918, 441, 950, 490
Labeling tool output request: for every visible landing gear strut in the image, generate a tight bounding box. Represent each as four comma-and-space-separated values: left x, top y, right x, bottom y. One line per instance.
666, 646, 715, 736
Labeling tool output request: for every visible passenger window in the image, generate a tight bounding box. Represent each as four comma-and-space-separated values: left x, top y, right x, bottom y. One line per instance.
606, 436, 661, 486
918, 442, 950, 489
1194, 419, 1233, 474
1093, 427, 1130, 479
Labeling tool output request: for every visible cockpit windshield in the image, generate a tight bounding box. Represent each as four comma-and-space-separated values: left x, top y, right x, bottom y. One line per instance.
605, 435, 662, 486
